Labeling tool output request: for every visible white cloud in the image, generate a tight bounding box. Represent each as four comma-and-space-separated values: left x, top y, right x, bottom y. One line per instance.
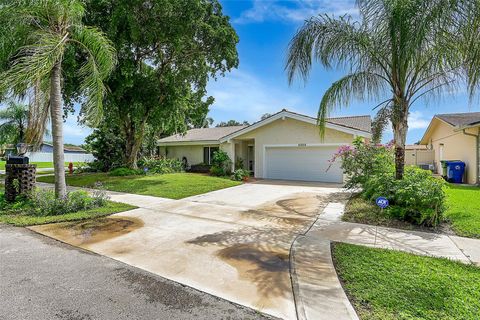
408, 110, 430, 129
207, 69, 306, 123
62, 112, 92, 144
234, 0, 358, 24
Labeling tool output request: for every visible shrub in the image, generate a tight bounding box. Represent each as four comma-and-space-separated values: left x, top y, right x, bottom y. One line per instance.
138, 157, 183, 174
210, 165, 226, 177
331, 138, 446, 227
362, 167, 446, 226
231, 169, 250, 181
27, 189, 110, 216
74, 161, 102, 174
210, 150, 231, 176
109, 167, 145, 176
329, 137, 394, 189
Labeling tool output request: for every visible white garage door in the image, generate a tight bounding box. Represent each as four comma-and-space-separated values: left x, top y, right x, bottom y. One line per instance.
265, 146, 343, 183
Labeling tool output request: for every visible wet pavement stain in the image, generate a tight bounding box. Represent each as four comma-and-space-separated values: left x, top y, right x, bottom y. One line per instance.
36, 217, 144, 248
217, 244, 291, 308
186, 192, 345, 308
240, 193, 326, 229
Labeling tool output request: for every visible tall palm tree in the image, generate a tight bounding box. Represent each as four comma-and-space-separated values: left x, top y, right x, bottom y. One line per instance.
286, 0, 480, 179
0, 101, 28, 145
0, 0, 116, 197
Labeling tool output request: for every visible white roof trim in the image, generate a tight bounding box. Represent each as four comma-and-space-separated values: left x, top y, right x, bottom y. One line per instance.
158, 140, 220, 147
219, 110, 371, 142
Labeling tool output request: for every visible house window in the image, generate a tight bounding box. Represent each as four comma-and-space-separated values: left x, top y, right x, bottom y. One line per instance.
203, 146, 219, 165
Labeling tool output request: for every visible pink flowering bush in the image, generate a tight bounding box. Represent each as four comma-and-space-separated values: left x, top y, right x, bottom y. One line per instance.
329, 137, 394, 189
331, 137, 445, 226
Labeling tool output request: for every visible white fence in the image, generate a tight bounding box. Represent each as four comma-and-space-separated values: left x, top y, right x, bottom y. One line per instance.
24, 152, 95, 163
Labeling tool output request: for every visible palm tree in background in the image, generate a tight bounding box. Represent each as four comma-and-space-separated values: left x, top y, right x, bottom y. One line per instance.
0, 101, 29, 146
0, 0, 116, 197
286, 0, 480, 179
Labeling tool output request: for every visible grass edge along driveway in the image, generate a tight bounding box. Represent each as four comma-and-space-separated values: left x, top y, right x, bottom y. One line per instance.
0, 200, 136, 226
333, 243, 480, 320
37, 172, 242, 199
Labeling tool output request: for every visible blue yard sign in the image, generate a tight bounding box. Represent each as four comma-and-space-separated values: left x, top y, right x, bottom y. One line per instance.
376, 197, 389, 209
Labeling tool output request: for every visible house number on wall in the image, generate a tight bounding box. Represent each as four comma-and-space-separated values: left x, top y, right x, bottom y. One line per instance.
298, 143, 307, 147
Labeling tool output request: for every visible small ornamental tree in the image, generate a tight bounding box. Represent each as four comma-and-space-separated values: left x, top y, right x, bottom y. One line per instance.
329, 137, 394, 189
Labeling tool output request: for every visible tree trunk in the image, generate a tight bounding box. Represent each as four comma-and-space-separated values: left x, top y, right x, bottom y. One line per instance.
123, 118, 147, 169
50, 62, 67, 198
392, 109, 408, 180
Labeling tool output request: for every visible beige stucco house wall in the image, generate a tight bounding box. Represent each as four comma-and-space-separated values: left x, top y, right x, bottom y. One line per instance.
157, 110, 372, 182
158, 144, 219, 166
420, 117, 480, 184
223, 117, 354, 178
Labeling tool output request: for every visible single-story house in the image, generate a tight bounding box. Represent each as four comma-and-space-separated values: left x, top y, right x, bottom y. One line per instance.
420, 112, 480, 184
35, 142, 89, 154
158, 109, 372, 183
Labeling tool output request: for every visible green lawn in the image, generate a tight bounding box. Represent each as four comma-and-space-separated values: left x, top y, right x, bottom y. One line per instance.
333, 243, 480, 320
445, 184, 480, 238
0, 161, 82, 170
37, 173, 242, 199
0, 200, 135, 226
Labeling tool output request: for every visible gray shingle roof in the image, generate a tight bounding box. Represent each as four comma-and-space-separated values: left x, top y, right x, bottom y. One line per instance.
326, 115, 371, 133
158, 126, 246, 143
158, 110, 372, 144
436, 112, 480, 128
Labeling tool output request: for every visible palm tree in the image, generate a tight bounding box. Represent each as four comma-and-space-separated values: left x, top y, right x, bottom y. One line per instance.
0, 101, 29, 146
0, 0, 116, 197
286, 0, 480, 179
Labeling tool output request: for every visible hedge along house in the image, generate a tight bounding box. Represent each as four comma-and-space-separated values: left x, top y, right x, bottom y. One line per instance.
420, 112, 480, 185
158, 109, 372, 183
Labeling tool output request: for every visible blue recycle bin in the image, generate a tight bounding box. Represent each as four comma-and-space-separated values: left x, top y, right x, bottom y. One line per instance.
445, 161, 466, 183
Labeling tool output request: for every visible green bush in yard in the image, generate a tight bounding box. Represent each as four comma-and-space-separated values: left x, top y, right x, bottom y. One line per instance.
231, 168, 250, 181
138, 157, 183, 174
332, 139, 446, 226
108, 167, 145, 176
210, 150, 232, 176
2, 189, 110, 217
363, 167, 446, 226
330, 137, 394, 189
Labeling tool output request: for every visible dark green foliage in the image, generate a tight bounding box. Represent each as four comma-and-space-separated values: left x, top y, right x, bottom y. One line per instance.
333, 139, 446, 226
1, 189, 109, 217
83, 124, 125, 171
79, 0, 239, 168
363, 167, 446, 226
209, 150, 231, 176
137, 157, 183, 174
231, 168, 249, 181
108, 167, 144, 177
216, 120, 249, 127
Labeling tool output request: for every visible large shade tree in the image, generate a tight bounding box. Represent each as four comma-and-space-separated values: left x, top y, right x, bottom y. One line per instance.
286, 0, 480, 179
80, 0, 239, 168
0, 0, 116, 197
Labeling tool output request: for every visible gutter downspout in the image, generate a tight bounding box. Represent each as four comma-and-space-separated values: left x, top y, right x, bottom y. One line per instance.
462, 129, 480, 185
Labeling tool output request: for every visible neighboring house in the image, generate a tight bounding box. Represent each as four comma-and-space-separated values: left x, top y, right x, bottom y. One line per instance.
420, 112, 480, 184
34, 142, 89, 154
158, 109, 372, 183
404, 144, 434, 169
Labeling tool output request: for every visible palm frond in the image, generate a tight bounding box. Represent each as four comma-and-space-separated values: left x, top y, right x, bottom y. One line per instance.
317, 71, 387, 136
0, 29, 66, 95
70, 25, 116, 126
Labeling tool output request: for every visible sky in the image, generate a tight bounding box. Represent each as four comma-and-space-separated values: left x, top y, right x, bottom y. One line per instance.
5, 0, 479, 145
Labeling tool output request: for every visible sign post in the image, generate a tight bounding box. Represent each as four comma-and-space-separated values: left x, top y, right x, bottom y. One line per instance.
374, 197, 389, 245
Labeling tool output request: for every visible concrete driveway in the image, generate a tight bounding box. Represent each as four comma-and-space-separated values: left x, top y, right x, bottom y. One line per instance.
31, 180, 348, 320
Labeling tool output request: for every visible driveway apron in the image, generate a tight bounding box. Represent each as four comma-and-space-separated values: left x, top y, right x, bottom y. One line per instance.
30, 181, 347, 320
